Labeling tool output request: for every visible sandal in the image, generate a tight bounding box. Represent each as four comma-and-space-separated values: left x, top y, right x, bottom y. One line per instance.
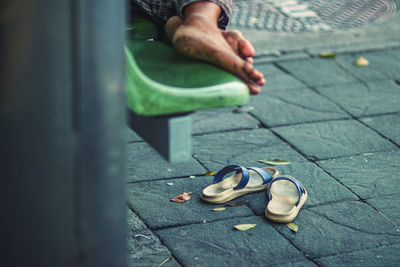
201, 165, 279, 204
265, 176, 308, 223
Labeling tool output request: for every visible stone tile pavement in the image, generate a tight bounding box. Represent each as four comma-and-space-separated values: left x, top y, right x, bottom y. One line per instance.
126, 47, 400, 266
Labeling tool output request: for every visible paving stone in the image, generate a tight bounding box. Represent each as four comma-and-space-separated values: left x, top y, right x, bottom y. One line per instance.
315, 80, 400, 117
127, 232, 179, 267
274, 261, 318, 267
127, 229, 180, 267
243, 162, 357, 216
192, 107, 259, 135
127, 207, 147, 231
255, 63, 305, 91
277, 58, 357, 87
317, 151, 400, 199
361, 114, 400, 146
316, 244, 400, 267
366, 194, 400, 226
273, 120, 397, 161
271, 201, 400, 259
126, 142, 205, 182
192, 129, 307, 172
249, 87, 349, 127
126, 177, 255, 229
126, 209, 180, 267
125, 126, 142, 143
335, 49, 400, 81
307, 41, 400, 57
156, 216, 307, 266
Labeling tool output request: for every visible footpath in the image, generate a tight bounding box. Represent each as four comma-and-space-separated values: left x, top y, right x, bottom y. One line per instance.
125, 3, 400, 266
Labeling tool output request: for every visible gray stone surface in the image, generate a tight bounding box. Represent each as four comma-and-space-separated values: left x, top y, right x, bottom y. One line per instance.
254, 63, 305, 91
244, 162, 357, 216
277, 58, 358, 87
254, 52, 311, 64
272, 201, 400, 259
315, 80, 400, 117
127, 208, 147, 231
156, 216, 307, 267
126, 142, 205, 182
249, 87, 349, 127
237, 12, 400, 55
273, 120, 397, 161
317, 151, 400, 199
122, 21, 400, 265
307, 40, 400, 57
367, 194, 400, 226
192, 129, 307, 172
126, 209, 180, 267
126, 126, 142, 143
335, 49, 400, 82
361, 114, 400, 146
316, 244, 400, 267
126, 177, 255, 229
273, 261, 318, 267
192, 107, 259, 135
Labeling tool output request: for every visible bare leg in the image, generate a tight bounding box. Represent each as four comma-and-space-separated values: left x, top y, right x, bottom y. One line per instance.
165, 2, 265, 94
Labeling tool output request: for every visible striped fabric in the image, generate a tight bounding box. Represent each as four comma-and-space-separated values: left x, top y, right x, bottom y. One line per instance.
131, 0, 232, 29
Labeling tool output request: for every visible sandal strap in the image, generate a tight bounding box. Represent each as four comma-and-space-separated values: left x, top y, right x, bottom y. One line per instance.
268, 176, 305, 206
213, 165, 250, 190
247, 167, 273, 184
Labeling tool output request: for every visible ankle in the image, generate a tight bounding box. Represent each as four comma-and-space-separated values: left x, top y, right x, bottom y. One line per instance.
182, 13, 216, 28
183, 2, 221, 24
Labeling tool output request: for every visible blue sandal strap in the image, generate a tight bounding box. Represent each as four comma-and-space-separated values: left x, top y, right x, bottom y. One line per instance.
268, 176, 305, 206
247, 167, 273, 184
213, 165, 250, 190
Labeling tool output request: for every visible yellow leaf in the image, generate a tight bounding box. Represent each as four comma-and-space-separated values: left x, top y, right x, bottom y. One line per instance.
355, 56, 369, 66
204, 171, 215, 176
286, 222, 299, 232
211, 207, 226, 212
319, 52, 336, 58
234, 224, 257, 231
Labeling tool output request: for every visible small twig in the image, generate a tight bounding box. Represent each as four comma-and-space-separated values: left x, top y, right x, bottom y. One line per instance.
158, 257, 171, 267
134, 234, 151, 240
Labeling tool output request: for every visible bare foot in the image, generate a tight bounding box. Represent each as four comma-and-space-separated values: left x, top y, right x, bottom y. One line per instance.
165, 15, 264, 94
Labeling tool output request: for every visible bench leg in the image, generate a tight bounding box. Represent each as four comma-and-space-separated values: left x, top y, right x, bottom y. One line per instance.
127, 111, 192, 163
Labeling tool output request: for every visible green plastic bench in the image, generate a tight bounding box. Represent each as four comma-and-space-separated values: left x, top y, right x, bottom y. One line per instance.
125, 17, 249, 162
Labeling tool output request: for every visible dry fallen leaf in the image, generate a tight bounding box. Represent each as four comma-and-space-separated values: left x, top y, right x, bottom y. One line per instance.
360, 152, 374, 156
211, 207, 226, 212
355, 56, 369, 66
233, 105, 254, 113
258, 159, 291, 166
204, 171, 215, 176
286, 222, 299, 233
319, 52, 336, 58
170, 192, 192, 203
225, 201, 247, 207
234, 224, 257, 231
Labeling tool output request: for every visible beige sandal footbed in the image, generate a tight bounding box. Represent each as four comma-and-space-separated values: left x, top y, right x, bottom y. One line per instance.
201, 167, 279, 204
265, 175, 308, 223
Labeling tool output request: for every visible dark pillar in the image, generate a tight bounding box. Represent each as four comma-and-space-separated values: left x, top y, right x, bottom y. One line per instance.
0, 1, 126, 266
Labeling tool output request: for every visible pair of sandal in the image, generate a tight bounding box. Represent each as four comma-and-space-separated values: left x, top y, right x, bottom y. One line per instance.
201, 165, 308, 223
